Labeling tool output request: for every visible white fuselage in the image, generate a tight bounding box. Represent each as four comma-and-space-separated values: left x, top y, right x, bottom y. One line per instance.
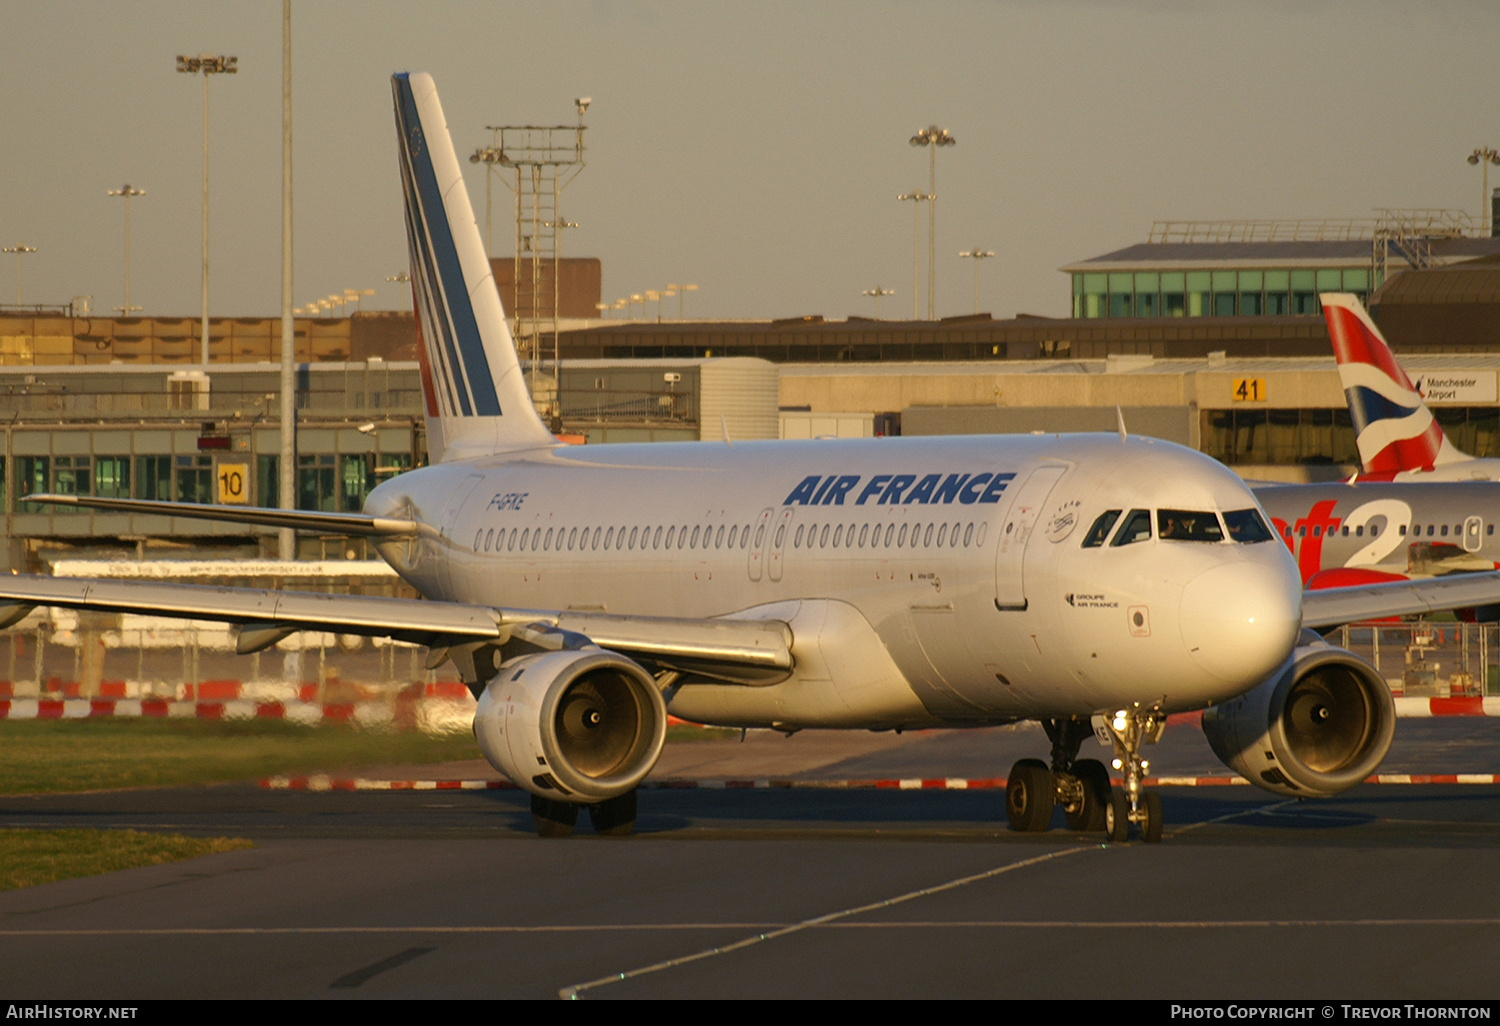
1383, 461, 1500, 484
367, 433, 1303, 730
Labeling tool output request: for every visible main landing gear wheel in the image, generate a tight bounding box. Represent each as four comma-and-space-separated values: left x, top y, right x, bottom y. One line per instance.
1065, 758, 1110, 832
1005, 758, 1054, 832
531, 794, 579, 838
588, 788, 638, 837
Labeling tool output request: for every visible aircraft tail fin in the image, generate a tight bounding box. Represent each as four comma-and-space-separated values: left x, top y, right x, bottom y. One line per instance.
1320, 292, 1470, 475
392, 72, 555, 462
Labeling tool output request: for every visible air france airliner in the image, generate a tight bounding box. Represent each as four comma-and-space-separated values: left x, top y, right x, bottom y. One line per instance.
5, 75, 1499, 844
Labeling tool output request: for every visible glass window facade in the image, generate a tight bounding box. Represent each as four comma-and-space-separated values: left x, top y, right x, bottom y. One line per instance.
1072, 266, 1372, 318
298, 453, 337, 512
1203, 407, 1500, 465
174, 455, 213, 504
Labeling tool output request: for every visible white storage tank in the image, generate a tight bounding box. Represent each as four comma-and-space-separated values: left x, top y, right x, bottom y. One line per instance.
699, 357, 779, 441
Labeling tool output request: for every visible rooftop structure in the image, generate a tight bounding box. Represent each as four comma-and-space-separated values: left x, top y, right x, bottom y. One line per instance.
1061, 213, 1500, 320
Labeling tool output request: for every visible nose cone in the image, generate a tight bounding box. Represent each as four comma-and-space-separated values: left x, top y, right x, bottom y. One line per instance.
1179, 558, 1302, 690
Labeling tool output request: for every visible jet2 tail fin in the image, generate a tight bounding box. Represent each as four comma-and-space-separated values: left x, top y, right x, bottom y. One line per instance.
1321, 292, 1470, 476
392, 72, 556, 462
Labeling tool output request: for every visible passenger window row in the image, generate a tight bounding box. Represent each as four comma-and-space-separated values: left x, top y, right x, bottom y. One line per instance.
1280, 522, 1496, 541
1401, 522, 1493, 538
793, 520, 987, 550
472, 517, 997, 556
473, 522, 754, 555
1285, 523, 1383, 539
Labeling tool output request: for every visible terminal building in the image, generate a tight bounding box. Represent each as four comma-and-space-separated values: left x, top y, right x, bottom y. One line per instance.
1059, 212, 1500, 319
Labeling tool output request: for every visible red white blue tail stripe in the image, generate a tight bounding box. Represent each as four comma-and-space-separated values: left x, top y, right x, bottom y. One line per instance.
1322, 292, 1468, 477
392, 73, 553, 461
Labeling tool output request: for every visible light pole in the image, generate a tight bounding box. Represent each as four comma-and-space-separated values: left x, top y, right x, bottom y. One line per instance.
177, 53, 238, 366
107, 185, 145, 315
959, 248, 994, 315
668, 282, 697, 319
469, 145, 504, 257
1468, 147, 1500, 237
344, 288, 375, 314
862, 285, 894, 318
4, 244, 37, 305
897, 191, 929, 319
386, 270, 411, 311
279, 0, 295, 561
910, 126, 955, 319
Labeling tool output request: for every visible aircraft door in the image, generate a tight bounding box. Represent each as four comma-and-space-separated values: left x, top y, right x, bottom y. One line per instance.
993, 465, 1067, 610
436, 473, 486, 600
747, 507, 774, 582
1464, 516, 1483, 553
768, 508, 795, 582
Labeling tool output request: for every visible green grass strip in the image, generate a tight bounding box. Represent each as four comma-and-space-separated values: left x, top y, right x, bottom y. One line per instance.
0, 718, 484, 795
0, 829, 254, 892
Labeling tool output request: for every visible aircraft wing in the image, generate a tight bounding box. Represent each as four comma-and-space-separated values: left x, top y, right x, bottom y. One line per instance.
0, 575, 792, 684
1301, 571, 1500, 630
21, 494, 423, 538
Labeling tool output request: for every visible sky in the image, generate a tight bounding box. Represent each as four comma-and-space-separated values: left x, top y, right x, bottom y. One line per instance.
3, 0, 1498, 323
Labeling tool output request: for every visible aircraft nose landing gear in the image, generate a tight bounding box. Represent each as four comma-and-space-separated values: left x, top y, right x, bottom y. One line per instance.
1095, 704, 1166, 843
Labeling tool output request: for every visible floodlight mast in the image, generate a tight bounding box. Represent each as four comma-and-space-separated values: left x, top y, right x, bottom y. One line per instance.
898, 191, 930, 320
484, 99, 589, 430
176, 53, 238, 367
278, 4, 294, 560
2, 244, 37, 305
959, 248, 994, 315
910, 126, 955, 319
862, 284, 894, 318
107, 185, 145, 315
1468, 147, 1500, 237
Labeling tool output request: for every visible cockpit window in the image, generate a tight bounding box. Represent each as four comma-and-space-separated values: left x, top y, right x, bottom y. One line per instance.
1223, 508, 1274, 543
1081, 509, 1122, 548
1157, 509, 1224, 542
1110, 509, 1153, 546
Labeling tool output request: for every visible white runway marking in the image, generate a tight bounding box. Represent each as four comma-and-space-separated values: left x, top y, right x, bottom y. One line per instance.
557, 845, 1093, 999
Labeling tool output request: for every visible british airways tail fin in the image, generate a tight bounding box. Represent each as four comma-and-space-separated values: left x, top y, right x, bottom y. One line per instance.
392, 72, 555, 462
1321, 292, 1470, 475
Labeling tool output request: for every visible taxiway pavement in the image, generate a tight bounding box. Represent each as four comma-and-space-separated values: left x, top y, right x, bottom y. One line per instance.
1, 719, 1498, 999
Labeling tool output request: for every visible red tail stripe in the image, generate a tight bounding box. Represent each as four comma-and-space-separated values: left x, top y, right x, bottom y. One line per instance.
1325, 306, 1416, 391
1366, 420, 1445, 474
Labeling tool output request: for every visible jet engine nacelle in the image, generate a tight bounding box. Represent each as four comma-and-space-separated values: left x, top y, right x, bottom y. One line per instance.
1202, 630, 1395, 798
473, 648, 667, 803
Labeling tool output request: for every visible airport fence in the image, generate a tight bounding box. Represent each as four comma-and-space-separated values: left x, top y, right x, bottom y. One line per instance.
0, 607, 471, 730
1336, 621, 1499, 698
